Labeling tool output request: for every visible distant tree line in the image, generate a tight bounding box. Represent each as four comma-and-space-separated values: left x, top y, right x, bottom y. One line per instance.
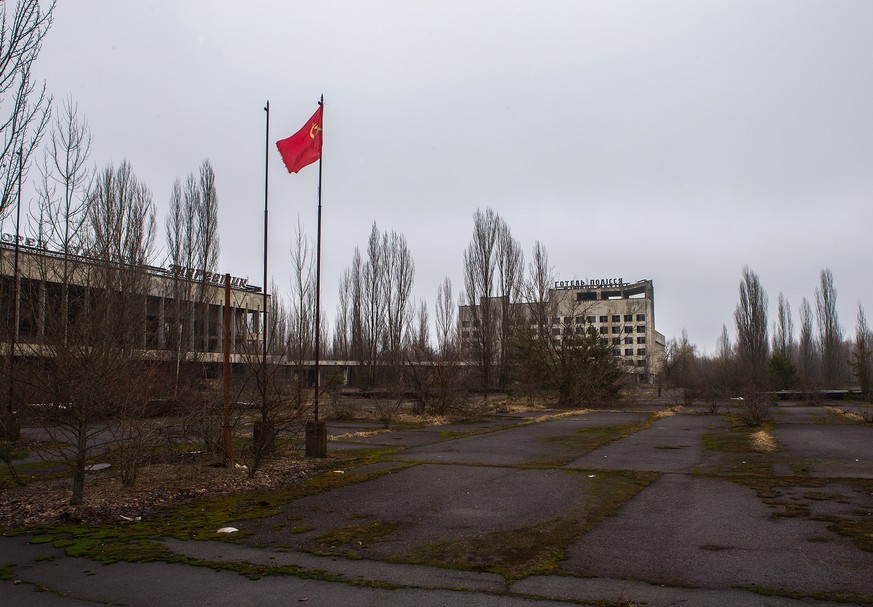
662, 265, 873, 424
322, 207, 628, 411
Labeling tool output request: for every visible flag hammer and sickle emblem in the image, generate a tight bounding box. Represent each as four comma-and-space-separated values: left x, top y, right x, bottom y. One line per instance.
310, 123, 322, 139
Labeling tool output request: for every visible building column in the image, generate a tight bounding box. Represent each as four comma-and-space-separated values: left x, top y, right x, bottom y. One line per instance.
37, 280, 46, 340
142, 295, 148, 348
158, 297, 165, 349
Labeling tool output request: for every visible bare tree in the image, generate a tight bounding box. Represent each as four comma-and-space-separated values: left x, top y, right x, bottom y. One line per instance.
734, 266, 768, 388
373, 227, 415, 425
340, 222, 414, 394
289, 219, 315, 361
706, 324, 736, 410
462, 208, 501, 393
434, 277, 455, 358
772, 293, 794, 356
382, 229, 415, 374
233, 306, 306, 478
514, 240, 554, 396
404, 298, 448, 415
196, 160, 219, 279
165, 178, 197, 386
663, 329, 697, 402
716, 324, 732, 362
360, 224, 385, 388
348, 249, 364, 364
850, 303, 872, 402
0, 0, 54, 221
32, 96, 91, 249
716, 324, 737, 387
769, 292, 796, 389
400, 277, 465, 416
289, 220, 315, 406
88, 161, 156, 276
815, 268, 845, 387
797, 297, 819, 394
268, 279, 289, 355
22, 161, 158, 503
9, 96, 93, 470
332, 266, 352, 360
164, 160, 220, 387
30, 95, 92, 342
511, 241, 622, 406
495, 219, 523, 386
413, 298, 429, 352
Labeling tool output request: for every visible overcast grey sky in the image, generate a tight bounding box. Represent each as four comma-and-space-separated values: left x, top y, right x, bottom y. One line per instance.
21, 0, 873, 352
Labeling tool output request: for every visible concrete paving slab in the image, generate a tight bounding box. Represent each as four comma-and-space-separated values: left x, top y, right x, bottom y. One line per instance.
324, 441, 386, 451
0, 533, 858, 607
774, 481, 873, 520
565, 413, 726, 472
394, 412, 647, 465
773, 423, 873, 478
513, 574, 854, 607
771, 405, 835, 424
161, 538, 507, 593
240, 464, 588, 557
6, 551, 572, 607
328, 417, 532, 450
563, 473, 873, 595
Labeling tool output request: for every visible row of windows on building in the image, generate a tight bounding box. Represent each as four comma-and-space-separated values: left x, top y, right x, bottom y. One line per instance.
462, 327, 649, 343
547, 336, 648, 358
624, 359, 649, 367
618, 347, 647, 356
460, 313, 647, 330
567, 314, 646, 324
547, 325, 647, 335
595, 325, 645, 335
564, 335, 649, 354
555, 339, 648, 367
0, 276, 262, 353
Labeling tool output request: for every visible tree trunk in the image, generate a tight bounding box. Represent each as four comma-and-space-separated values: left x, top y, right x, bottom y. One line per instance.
70, 423, 87, 505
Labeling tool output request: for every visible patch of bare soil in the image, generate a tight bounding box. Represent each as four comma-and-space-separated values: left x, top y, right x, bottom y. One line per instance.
0, 452, 338, 530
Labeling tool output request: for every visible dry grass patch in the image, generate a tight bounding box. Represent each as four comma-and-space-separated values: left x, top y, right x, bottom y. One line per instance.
528, 410, 592, 424
825, 406, 871, 424
750, 429, 778, 453
485, 395, 558, 414
651, 406, 680, 421
330, 429, 393, 441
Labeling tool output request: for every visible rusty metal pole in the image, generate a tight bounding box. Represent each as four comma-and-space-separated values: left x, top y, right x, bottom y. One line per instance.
221, 273, 233, 467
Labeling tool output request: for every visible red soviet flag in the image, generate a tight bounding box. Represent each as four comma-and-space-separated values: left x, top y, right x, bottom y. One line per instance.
276, 105, 323, 173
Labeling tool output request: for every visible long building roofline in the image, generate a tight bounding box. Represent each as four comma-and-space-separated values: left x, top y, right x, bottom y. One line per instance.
0, 242, 263, 294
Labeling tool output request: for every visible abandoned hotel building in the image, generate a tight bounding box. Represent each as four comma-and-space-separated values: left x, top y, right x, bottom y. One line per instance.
459, 278, 666, 383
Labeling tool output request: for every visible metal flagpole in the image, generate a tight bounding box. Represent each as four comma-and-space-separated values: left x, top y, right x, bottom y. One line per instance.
305, 95, 327, 458
314, 95, 323, 424
262, 101, 270, 409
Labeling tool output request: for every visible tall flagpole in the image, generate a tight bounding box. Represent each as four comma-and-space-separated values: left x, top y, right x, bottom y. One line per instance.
263, 101, 270, 407
313, 94, 324, 424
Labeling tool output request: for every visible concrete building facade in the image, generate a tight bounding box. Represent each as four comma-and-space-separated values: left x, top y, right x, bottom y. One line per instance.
0, 241, 269, 366
460, 278, 665, 384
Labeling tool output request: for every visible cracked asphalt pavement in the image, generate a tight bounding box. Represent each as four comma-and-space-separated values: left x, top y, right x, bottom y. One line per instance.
3, 402, 872, 606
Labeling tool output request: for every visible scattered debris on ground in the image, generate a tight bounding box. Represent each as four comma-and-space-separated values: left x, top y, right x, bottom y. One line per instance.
0, 453, 337, 529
